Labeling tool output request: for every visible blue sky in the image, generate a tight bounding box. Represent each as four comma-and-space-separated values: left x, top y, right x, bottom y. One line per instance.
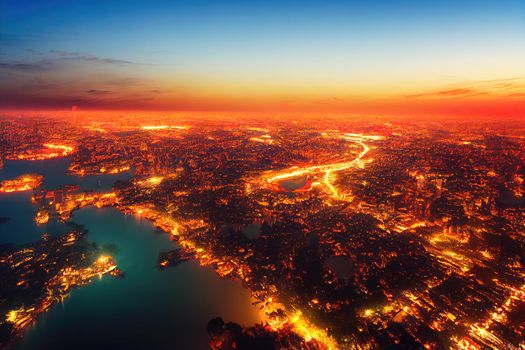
0, 0, 524, 114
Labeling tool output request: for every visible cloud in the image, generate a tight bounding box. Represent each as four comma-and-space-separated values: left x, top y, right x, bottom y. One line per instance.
86, 89, 112, 95
49, 50, 134, 64
435, 88, 487, 96
105, 77, 153, 86
0, 91, 154, 109
0, 49, 136, 74
0, 61, 51, 71
406, 78, 525, 99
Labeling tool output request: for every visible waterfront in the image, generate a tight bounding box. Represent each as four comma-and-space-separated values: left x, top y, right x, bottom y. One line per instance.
0, 157, 134, 245
2, 116, 524, 349
0, 158, 261, 350
0, 158, 133, 192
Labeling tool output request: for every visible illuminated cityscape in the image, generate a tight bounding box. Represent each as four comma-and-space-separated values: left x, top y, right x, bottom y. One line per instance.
1, 0, 524, 349
1, 114, 524, 349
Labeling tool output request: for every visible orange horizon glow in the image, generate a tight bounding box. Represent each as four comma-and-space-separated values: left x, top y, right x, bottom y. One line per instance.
1, 98, 523, 119
2, 1, 524, 119
2, 77, 524, 119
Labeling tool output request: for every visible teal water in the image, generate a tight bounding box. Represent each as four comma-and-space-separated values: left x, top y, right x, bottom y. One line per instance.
0, 157, 133, 245
0, 158, 133, 192
0, 192, 48, 244
0, 159, 261, 350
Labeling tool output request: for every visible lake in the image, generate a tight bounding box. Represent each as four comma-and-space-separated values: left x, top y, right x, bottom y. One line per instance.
0, 158, 261, 350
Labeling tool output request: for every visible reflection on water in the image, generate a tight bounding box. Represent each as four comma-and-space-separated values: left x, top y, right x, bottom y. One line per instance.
0, 158, 262, 350
279, 175, 308, 191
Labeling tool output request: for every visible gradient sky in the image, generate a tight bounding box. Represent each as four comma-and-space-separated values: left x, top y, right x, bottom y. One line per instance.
1, 0, 524, 116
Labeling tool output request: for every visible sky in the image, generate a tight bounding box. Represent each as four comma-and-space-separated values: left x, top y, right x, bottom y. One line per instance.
0, 0, 524, 117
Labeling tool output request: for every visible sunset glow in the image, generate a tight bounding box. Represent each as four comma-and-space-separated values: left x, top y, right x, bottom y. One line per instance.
1, 0, 524, 117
